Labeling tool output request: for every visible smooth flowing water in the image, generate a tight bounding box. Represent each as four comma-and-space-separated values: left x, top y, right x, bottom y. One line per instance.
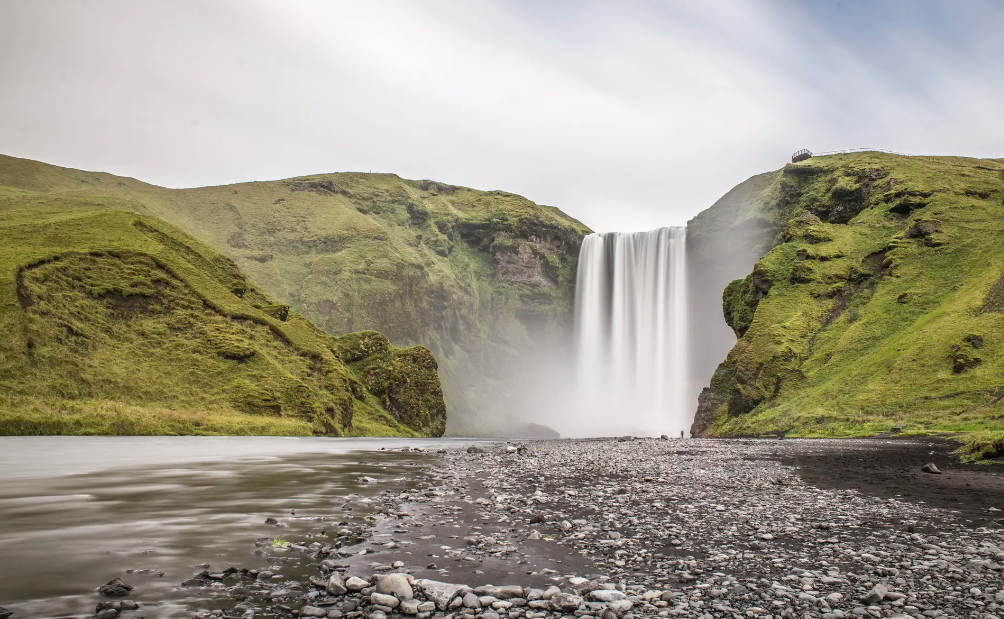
0, 436, 479, 619
574, 227, 689, 436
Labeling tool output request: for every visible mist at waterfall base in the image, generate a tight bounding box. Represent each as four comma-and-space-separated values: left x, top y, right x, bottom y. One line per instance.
505, 227, 703, 439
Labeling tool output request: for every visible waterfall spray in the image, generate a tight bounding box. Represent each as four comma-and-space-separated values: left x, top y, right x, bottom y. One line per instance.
574, 227, 688, 436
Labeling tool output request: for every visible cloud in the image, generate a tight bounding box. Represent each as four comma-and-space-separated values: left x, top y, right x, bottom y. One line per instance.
1, 0, 1001, 231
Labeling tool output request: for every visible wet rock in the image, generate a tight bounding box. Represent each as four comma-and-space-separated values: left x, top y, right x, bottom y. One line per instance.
376, 573, 413, 600
97, 578, 133, 597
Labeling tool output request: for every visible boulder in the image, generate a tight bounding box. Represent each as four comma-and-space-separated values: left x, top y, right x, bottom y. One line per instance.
590, 590, 627, 602
608, 599, 634, 614
550, 593, 583, 611
327, 573, 348, 595
345, 576, 370, 592
370, 592, 400, 608
376, 573, 413, 600
398, 600, 420, 615
97, 579, 133, 597
413, 579, 470, 611
479, 585, 523, 599
861, 584, 888, 604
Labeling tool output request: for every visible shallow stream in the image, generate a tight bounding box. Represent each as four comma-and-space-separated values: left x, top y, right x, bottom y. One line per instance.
0, 436, 479, 618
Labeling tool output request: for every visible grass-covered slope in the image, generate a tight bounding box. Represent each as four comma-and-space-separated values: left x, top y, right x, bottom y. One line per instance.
690, 153, 1004, 440
0, 155, 590, 433
0, 190, 446, 436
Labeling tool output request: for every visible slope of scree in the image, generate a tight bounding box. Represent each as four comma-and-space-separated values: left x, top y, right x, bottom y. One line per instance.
0, 190, 445, 437
0, 155, 590, 434
690, 152, 1004, 441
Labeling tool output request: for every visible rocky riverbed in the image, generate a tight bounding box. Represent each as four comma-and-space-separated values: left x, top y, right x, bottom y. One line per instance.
76, 438, 1004, 619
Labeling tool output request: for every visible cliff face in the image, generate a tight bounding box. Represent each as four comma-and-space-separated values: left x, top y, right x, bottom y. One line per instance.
0, 175, 446, 437
690, 153, 1004, 437
0, 156, 589, 434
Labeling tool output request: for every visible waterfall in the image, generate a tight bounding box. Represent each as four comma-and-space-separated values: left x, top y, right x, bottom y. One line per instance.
574, 227, 689, 436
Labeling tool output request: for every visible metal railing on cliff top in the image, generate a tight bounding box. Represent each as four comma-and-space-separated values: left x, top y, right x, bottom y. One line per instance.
791, 148, 912, 163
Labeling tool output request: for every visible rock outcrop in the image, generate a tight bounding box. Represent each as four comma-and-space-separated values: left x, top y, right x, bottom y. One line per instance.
0, 182, 446, 437
689, 153, 1004, 437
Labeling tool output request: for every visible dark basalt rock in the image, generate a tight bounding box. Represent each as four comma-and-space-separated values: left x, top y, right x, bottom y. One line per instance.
97, 578, 133, 597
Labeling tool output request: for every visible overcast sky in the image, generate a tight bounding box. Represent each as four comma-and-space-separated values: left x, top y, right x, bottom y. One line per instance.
1, 1, 1002, 231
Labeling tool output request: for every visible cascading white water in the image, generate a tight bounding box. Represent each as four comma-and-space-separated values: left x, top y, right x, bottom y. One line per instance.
574, 227, 689, 436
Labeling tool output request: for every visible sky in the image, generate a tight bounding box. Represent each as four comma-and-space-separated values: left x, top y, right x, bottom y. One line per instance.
1, 1, 1002, 232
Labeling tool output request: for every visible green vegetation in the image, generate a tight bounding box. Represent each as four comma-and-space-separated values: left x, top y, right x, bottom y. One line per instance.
0, 185, 445, 436
691, 153, 1004, 443
958, 430, 1004, 463
0, 155, 590, 433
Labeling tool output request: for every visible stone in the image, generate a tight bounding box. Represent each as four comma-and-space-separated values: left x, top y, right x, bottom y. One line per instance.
861, 584, 888, 604
345, 576, 370, 591
328, 573, 348, 595
0, 608, 11, 619
368, 611, 386, 619
590, 590, 627, 602
301, 606, 329, 618
527, 530, 541, 540
483, 611, 501, 619
463, 592, 481, 608
96, 610, 119, 619
550, 593, 583, 611
414, 579, 470, 611
370, 592, 400, 608
399, 600, 420, 615
376, 573, 414, 600
542, 586, 561, 600
607, 600, 633, 614
921, 463, 942, 474
481, 586, 523, 599
97, 578, 133, 597
526, 589, 544, 601
601, 610, 618, 619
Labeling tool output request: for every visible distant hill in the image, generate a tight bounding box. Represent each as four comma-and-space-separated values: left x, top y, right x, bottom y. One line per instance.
0, 155, 590, 434
0, 179, 445, 436
689, 152, 1004, 446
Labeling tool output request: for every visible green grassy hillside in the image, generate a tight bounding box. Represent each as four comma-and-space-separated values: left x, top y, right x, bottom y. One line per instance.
690, 153, 1004, 446
0, 189, 446, 436
0, 155, 590, 433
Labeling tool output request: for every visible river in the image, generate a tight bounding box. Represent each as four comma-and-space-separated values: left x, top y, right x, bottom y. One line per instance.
0, 436, 482, 619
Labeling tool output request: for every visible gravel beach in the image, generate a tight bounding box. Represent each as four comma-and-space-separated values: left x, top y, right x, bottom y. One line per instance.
168, 438, 1004, 619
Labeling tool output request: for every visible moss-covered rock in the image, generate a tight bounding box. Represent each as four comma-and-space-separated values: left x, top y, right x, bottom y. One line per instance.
690, 152, 1004, 439
0, 193, 446, 437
